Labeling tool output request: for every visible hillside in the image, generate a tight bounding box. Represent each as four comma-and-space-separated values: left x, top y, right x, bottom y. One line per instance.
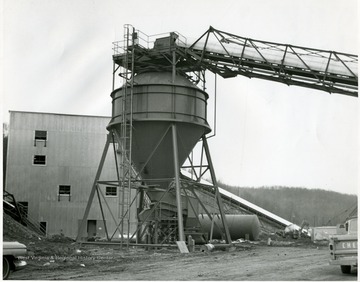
218, 182, 357, 226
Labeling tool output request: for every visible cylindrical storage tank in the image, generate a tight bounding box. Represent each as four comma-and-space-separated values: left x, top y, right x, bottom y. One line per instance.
199, 214, 261, 241
107, 72, 211, 193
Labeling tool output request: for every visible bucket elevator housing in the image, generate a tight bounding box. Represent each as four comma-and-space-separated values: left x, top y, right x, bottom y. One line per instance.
77, 25, 358, 249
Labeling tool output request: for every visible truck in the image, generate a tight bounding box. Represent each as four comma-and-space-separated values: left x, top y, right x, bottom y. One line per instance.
329, 216, 357, 274
3, 241, 27, 280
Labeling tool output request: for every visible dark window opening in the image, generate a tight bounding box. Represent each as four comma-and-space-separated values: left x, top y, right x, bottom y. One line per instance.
59, 185, 71, 195
33, 155, 46, 165
87, 220, 97, 237
106, 186, 117, 196
58, 185, 71, 201
40, 222, 47, 236
34, 130, 47, 147
35, 130, 47, 140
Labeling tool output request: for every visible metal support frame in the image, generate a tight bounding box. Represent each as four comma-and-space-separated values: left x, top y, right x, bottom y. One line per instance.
95, 184, 110, 241
188, 186, 225, 236
77, 130, 233, 247
110, 188, 141, 240
171, 123, 185, 242
202, 136, 232, 244
130, 185, 172, 242
78, 25, 236, 249
76, 135, 111, 242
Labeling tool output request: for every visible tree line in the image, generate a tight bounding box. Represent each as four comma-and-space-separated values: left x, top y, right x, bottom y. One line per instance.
218, 181, 357, 226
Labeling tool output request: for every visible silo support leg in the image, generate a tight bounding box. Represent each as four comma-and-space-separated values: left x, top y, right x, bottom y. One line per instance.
202, 137, 232, 245
76, 135, 111, 242
171, 124, 186, 246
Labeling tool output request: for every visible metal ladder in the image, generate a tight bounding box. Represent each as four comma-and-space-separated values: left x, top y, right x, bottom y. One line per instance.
118, 24, 135, 244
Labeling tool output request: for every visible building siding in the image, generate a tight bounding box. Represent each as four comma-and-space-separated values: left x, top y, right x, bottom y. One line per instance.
5, 111, 135, 239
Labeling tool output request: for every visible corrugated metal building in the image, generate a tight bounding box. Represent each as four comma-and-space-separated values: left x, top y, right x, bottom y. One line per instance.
4, 111, 132, 239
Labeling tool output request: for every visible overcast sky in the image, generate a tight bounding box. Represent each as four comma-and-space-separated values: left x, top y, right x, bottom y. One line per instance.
1, 0, 358, 195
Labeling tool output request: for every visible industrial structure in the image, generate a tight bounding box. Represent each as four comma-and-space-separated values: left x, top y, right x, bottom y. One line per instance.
3, 110, 303, 242
4, 111, 121, 238
76, 25, 358, 251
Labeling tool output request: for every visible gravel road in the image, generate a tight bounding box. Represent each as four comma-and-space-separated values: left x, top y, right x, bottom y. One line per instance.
9, 241, 357, 281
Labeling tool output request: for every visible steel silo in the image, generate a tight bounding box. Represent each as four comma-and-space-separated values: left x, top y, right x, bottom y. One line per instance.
107, 71, 211, 202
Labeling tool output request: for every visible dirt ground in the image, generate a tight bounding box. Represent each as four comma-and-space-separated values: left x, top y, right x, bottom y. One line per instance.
4, 214, 357, 281
8, 239, 357, 281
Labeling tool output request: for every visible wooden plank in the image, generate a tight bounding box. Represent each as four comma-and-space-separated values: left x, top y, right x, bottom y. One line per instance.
176, 241, 189, 253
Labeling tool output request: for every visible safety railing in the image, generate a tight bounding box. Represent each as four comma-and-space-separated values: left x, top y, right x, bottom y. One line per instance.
112, 26, 187, 56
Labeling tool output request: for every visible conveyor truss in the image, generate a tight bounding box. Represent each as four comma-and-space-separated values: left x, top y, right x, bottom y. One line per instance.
113, 26, 357, 96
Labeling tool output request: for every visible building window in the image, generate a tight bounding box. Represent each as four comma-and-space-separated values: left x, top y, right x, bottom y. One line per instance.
40, 222, 47, 236
35, 130, 47, 141
34, 130, 47, 147
58, 185, 71, 201
33, 155, 46, 165
105, 186, 117, 197
59, 185, 71, 195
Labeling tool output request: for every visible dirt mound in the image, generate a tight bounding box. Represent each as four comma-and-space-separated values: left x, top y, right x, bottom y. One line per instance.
3, 213, 81, 260
3, 213, 43, 244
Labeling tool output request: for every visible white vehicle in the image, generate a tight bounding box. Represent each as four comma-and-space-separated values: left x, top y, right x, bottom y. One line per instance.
3, 241, 27, 280
329, 216, 357, 274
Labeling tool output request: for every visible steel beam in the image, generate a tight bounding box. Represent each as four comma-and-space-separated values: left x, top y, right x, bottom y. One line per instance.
202, 136, 232, 244
76, 135, 111, 242
95, 184, 110, 241
171, 124, 185, 242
